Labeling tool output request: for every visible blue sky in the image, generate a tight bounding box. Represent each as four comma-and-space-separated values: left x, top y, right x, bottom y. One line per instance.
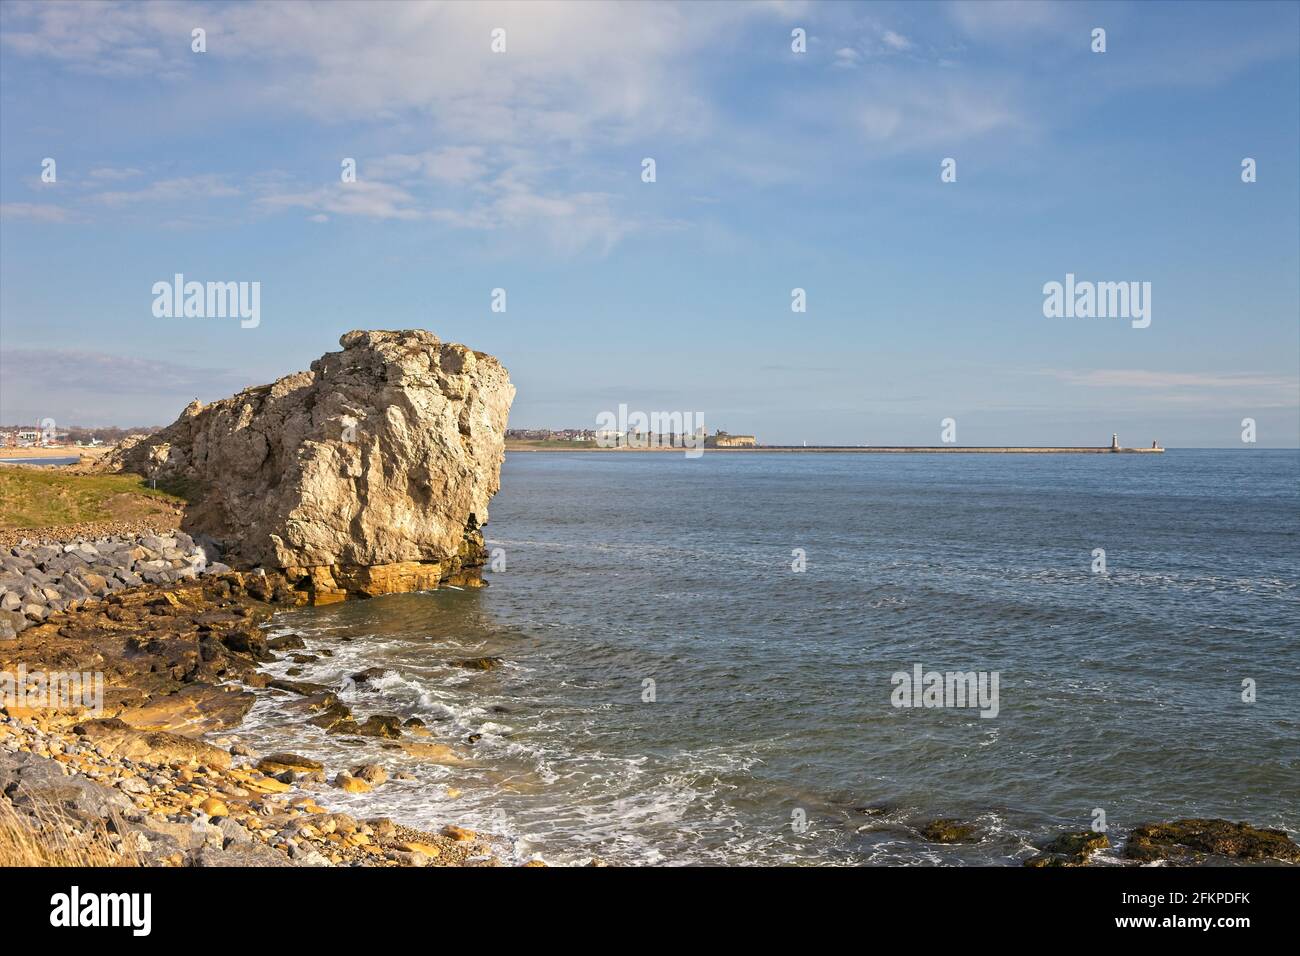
1, 0, 1297, 446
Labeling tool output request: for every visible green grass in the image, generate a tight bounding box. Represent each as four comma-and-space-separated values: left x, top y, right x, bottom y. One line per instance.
0, 468, 187, 529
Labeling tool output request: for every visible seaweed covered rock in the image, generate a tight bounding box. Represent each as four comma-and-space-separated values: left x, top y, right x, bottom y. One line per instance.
1123, 819, 1300, 864
918, 819, 979, 843
1024, 830, 1109, 867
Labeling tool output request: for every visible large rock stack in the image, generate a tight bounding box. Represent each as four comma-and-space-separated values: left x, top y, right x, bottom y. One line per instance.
106, 330, 514, 602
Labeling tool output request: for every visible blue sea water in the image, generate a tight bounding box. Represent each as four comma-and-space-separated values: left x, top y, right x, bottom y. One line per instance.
245, 449, 1300, 865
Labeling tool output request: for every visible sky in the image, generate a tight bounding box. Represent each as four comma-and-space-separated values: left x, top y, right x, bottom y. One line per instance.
0, 0, 1297, 447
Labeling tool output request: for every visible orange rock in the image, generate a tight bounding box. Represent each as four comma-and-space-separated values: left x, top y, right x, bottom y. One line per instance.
400, 742, 469, 765
199, 797, 229, 817
335, 773, 372, 793
397, 841, 442, 857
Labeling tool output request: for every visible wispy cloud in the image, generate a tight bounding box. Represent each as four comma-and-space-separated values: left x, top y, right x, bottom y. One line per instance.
92, 174, 241, 206
882, 30, 912, 51
856, 80, 1024, 149
946, 0, 1076, 44
368, 148, 490, 186
256, 180, 424, 221
256, 161, 648, 254
1051, 369, 1298, 390
1043, 368, 1300, 409
0, 202, 80, 223
0, 348, 250, 396
87, 166, 144, 181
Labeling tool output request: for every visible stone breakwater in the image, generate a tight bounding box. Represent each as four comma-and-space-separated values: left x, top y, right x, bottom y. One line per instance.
0, 531, 229, 639
0, 570, 543, 867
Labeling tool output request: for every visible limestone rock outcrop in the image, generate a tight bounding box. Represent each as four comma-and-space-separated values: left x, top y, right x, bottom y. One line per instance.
107, 330, 513, 600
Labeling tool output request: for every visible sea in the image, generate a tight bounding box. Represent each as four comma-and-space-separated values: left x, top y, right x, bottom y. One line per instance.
234, 449, 1300, 865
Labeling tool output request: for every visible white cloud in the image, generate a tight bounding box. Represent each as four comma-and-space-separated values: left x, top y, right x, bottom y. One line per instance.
0, 1, 784, 144
946, 0, 1073, 43
87, 166, 144, 181
1052, 369, 1299, 390
257, 180, 423, 221
882, 30, 912, 51
369, 148, 490, 186
833, 47, 861, 68
255, 172, 638, 255
1043, 368, 1300, 409
0, 1, 793, 254
0, 0, 178, 77
92, 174, 241, 206
0, 202, 79, 223
858, 81, 1022, 148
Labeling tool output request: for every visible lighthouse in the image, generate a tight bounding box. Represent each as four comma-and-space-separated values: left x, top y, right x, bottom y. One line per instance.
1111, 433, 1119, 451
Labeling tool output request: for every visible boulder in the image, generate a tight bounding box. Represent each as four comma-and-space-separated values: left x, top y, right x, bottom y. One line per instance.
918, 819, 979, 843
340, 714, 404, 739
350, 763, 387, 785
334, 772, 372, 793
105, 330, 514, 601
1024, 830, 1109, 867
198, 797, 229, 818
267, 634, 307, 651
397, 741, 469, 766
72, 723, 232, 770
452, 656, 503, 671
110, 684, 256, 736
190, 842, 294, 867
1, 751, 134, 818
257, 753, 324, 774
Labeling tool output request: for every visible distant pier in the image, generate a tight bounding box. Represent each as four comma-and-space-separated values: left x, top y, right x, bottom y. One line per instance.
737, 433, 1164, 453
707, 445, 1165, 454
505, 433, 1165, 454
507, 442, 1165, 454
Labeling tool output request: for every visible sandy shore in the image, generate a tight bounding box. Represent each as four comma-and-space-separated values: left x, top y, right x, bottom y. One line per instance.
0, 446, 112, 461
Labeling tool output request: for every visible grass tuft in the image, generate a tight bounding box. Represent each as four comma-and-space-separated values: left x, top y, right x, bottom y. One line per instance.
0, 796, 139, 867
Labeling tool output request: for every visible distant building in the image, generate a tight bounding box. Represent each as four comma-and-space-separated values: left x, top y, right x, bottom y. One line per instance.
704, 430, 757, 448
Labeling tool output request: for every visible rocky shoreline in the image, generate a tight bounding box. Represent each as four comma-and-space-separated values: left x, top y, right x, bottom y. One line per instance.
2, 567, 1300, 868
3, 567, 1298, 867
0, 567, 534, 867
